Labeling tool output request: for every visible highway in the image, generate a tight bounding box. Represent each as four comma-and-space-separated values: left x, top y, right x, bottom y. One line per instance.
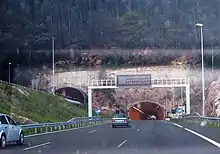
1, 121, 220, 154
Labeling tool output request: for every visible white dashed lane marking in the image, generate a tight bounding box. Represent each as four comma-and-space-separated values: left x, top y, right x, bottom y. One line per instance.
88, 130, 96, 134
23, 142, 51, 151
117, 140, 127, 148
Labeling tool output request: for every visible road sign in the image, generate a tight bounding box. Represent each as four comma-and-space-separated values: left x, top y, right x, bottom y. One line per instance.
95, 107, 101, 115
176, 107, 183, 113
116, 74, 151, 87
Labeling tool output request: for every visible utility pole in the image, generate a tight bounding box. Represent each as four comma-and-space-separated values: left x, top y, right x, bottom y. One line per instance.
8, 62, 11, 83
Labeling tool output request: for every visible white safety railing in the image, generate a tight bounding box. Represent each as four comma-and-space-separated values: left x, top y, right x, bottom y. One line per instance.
88, 79, 116, 87
88, 78, 189, 87
151, 78, 189, 85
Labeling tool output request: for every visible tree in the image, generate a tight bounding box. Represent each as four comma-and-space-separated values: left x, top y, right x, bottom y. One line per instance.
115, 11, 147, 48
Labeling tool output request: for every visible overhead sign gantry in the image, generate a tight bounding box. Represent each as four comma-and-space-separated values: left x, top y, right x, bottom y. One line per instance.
116, 74, 151, 87
87, 74, 190, 117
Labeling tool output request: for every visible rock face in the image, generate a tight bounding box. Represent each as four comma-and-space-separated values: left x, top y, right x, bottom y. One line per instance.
92, 87, 179, 115
115, 88, 173, 108
206, 80, 220, 117
11, 113, 37, 124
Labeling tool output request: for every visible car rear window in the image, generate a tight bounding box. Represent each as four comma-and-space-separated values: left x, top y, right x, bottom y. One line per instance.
114, 114, 127, 118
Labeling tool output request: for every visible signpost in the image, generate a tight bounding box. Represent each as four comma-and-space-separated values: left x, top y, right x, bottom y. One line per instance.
176, 106, 185, 118
116, 74, 151, 87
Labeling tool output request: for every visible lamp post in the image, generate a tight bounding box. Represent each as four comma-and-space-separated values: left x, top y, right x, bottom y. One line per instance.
8, 62, 11, 83
196, 23, 205, 116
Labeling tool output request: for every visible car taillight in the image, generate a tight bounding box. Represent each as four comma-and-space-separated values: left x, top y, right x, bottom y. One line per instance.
112, 119, 115, 122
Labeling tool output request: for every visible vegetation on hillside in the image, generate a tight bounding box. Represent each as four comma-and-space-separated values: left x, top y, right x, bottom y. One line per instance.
1, 0, 220, 81
0, 82, 88, 123
1, 0, 220, 51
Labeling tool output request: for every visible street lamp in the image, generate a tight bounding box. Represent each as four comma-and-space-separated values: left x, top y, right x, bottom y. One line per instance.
196, 23, 205, 116
52, 37, 55, 95
8, 62, 11, 83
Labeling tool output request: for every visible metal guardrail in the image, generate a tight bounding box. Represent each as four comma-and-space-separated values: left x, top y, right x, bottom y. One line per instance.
20, 116, 110, 135
174, 113, 220, 127
182, 113, 220, 121
0, 80, 84, 104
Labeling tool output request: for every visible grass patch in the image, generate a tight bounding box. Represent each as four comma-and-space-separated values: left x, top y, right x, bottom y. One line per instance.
0, 82, 88, 123
207, 121, 220, 128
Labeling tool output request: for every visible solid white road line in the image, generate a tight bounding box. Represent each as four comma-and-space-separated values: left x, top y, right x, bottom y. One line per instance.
23, 142, 51, 151
88, 130, 96, 133
25, 122, 110, 138
169, 122, 220, 148
184, 128, 220, 148
117, 140, 127, 148
172, 123, 183, 128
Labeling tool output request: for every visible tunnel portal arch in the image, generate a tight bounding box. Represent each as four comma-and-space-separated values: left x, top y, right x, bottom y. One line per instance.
129, 100, 168, 120
55, 87, 88, 103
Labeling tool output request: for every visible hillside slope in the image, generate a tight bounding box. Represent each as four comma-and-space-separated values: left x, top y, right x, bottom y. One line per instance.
0, 82, 87, 124
1, 0, 220, 52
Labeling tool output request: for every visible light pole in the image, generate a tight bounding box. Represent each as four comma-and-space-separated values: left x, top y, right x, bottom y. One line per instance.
52, 37, 55, 95
196, 23, 205, 116
8, 62, 11, 83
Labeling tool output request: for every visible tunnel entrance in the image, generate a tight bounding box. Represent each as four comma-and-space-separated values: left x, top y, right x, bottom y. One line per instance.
129, 101, 166, 120
55, 87, 88, 103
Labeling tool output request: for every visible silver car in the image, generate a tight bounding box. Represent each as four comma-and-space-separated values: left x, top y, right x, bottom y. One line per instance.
112, 114, 131, 128
0, 113, 24, 149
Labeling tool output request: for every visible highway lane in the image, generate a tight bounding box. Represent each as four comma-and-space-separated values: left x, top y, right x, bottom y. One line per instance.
1, 121, 220, 154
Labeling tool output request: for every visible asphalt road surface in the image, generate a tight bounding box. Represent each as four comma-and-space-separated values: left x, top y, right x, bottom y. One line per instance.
1, 121, 220, 154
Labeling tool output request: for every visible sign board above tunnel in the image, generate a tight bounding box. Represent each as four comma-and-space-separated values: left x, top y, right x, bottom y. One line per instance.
116, 74, 151, 87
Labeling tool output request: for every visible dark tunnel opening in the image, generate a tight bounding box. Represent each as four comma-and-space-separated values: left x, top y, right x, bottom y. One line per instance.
55, 87, 88, 103
129, 102, 165, 120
